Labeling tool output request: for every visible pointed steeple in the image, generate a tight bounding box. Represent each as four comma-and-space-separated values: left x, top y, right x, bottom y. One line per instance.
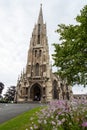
38, 4, 43, 24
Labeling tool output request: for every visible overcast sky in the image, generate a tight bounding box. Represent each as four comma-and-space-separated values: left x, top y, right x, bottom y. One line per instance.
0, 0, 87, 95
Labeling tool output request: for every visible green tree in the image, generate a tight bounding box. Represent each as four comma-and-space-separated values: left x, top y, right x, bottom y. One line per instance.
0, 82, 4, 95
4, 86, 16, 102
52, 5, 87, 86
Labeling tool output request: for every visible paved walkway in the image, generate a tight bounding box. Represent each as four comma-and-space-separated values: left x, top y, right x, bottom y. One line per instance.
0, 103, 41, 124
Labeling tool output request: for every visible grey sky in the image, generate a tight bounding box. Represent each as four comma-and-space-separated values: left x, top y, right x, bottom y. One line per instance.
0, 0, 87, 94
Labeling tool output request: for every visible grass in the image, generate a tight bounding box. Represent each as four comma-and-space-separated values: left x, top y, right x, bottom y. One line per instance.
0, 106, 42, 130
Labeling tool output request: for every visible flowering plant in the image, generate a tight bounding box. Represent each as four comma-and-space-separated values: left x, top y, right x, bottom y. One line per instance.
28, 99, 87, 130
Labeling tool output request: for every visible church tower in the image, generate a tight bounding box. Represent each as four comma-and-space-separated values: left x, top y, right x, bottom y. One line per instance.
15, 5, 73, 102
26, 4, 50, 81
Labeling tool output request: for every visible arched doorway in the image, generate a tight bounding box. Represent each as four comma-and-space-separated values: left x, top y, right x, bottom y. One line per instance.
30, 83, 42, 101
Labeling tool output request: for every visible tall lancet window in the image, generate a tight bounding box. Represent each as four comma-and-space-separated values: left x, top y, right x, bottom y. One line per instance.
53, 80, 58, 99
35, 63, 39, 76
39, 50, 41, 56
35, 50, 37, 57
38, 24, 40, 44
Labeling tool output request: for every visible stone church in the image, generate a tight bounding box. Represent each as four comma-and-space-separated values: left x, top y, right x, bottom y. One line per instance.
15, 5, 73, 102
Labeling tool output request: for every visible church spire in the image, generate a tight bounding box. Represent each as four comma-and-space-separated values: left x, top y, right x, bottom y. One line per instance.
38, 4, 43, 24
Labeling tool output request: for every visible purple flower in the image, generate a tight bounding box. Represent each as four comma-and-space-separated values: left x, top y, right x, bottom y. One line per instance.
51, 121, 56, 125
82, 122, 87, 127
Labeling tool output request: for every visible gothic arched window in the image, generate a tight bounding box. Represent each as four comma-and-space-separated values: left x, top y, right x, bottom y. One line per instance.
39, 50, 41, 56
53, 80, 59, 99
60, 83, 64, 91
35, 50, 37, 57
35, 63, 39, 76
66, 92, 69, 100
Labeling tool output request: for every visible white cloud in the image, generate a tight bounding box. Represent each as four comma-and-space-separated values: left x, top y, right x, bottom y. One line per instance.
0, 0, 87, 94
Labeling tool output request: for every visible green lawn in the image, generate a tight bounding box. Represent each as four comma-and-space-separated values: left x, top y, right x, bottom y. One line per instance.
0, 107, 41, 130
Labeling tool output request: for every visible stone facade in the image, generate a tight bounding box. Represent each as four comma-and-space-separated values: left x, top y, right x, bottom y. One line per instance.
15, 5, 73, 102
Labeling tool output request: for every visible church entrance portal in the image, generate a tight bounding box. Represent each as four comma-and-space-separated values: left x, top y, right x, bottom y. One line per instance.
30, 83, 42, 101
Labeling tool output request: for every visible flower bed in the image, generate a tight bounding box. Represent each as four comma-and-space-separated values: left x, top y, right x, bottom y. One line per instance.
29, 99, 87, 130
